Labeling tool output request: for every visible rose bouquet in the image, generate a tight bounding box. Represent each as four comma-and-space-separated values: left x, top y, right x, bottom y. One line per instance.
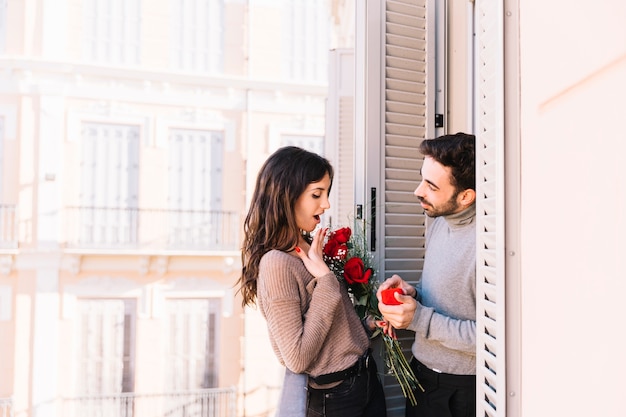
323, 226, 423, 406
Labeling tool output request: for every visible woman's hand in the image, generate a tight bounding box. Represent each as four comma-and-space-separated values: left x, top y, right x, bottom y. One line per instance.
374, 318, 397, 339
294, 228, 332, 278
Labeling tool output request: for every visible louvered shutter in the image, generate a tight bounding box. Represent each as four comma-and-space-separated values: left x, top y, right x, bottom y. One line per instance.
165, 298, 220, 390
0, 116, 3, 198
382, 1, 432, 414
80, 123, 139, 246
474, 1, 506, 416
357, 0, 434, 415
326, 48, 355, 227
76, 299, 131, 394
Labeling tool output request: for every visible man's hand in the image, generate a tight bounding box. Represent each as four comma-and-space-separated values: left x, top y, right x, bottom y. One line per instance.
377, 274, 416, 300
376, 274, 418, 329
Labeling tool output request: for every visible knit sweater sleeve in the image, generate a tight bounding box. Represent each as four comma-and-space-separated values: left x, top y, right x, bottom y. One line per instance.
408, 303, 476, 353
258, 251, 342, 374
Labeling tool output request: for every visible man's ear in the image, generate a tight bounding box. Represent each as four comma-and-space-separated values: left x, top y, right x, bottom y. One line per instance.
458, 188, 476, 207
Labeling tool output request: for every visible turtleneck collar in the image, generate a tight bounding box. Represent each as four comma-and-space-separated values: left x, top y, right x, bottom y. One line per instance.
442, 204, 476, 230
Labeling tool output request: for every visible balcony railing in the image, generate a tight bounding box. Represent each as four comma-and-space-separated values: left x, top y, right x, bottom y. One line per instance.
0, 205, 17, 249
0, 397, 12, 417
64, 207, 240, 252
62, 387, 236, 417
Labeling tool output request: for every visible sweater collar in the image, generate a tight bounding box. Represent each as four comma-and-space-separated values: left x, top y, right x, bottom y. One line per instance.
442, 204, 476, 230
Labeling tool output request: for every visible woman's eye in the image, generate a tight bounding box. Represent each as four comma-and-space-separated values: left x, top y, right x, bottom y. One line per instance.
312, 194, 321, 199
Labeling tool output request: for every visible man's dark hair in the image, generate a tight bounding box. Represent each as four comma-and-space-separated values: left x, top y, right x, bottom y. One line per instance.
419, 132, 475, 192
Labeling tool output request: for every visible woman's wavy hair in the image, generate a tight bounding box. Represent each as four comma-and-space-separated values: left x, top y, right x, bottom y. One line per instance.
237, 146, 334, 307
419, 132, 475, 192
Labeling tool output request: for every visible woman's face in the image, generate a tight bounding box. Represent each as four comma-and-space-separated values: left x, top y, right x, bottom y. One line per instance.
294, 173, 331, 233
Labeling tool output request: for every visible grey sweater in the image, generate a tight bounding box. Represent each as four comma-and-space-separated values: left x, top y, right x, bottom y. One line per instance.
407, 205, 476, 375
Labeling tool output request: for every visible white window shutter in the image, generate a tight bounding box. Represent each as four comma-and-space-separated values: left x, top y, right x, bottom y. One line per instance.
210, 132, 223, 208
326, 48, 355, 228
80, 123, 139, 245
475, 0, 506, 416
0, 116, 5, 198
0, 0, 6, 54
168, 129, 223, 212
282, 0, 329, 83
165, 298, 219, 390
167, 129, 223, 247
357, 0, 435, 415
172, 0, 224, 73
76, 299, 135, 395
279, 135, 324, 157
84, 0, 140, 65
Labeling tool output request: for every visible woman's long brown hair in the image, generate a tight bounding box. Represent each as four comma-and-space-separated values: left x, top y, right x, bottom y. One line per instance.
237, 146, 333, 307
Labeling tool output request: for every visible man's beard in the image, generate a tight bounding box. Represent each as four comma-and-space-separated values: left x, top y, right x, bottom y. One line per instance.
418, 190, 461, 218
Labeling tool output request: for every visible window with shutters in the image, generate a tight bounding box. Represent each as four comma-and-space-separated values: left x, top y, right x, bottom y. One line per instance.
167, 128, 223, 248
0, 0, 6, 54
356, 0, 436, 415
282, 0, 330, 83
79, 123, 140, 246
171, 0, 224, 73
280, 134, 324, 157
474, 1, 506, 416
83, 0, 141, 65
75, 299, 136, 395
356, 1, 507, 416
326, 49, 355, 228
165, 298, 220, 390
0, 116, 3, 199
380, 0, 433, 413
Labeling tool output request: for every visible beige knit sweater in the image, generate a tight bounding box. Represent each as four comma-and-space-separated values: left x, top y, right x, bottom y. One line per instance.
257, 250, 370, 380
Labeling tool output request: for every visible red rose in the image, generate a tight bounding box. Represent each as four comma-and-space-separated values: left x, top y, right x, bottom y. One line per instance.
333, 227, 352, 244
343, 257, 372, 284
323, 239, 348, 259
381, 288, 404, 305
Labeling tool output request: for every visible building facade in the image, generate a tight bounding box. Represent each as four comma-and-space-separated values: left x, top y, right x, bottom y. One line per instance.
0, 1, 347, 416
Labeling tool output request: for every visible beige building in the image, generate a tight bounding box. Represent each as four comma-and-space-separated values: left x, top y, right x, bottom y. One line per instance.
0, 1, 352, 416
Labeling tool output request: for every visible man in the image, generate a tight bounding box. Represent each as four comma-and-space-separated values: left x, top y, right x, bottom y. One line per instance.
377, 132, 476, 417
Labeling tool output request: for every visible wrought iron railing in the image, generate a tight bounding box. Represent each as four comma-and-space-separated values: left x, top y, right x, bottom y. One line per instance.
62, 387, 236, 417
0, 205, 17, 249
64, 207, 240, 251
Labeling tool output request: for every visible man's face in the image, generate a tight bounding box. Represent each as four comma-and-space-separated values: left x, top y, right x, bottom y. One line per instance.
413, 156, 462, 218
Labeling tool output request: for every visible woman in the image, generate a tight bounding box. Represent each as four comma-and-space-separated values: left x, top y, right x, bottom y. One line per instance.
238, 146, 387, 417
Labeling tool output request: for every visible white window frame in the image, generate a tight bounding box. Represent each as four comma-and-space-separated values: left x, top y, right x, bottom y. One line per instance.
281, 0, 330, 83
74, 298, 137, 395
164, 298, 221, 390
167, 128, 224, 248
79, 122, 140, 246
83, 0, 141, 65
171, 0, 224, 73
0, 0, 6, 54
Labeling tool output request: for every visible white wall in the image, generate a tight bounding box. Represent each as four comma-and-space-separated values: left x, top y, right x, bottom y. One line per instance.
519, 2, 626, 416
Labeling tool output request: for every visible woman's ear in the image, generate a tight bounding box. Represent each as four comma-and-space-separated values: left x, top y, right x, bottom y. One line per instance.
459, 188, 476, 207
